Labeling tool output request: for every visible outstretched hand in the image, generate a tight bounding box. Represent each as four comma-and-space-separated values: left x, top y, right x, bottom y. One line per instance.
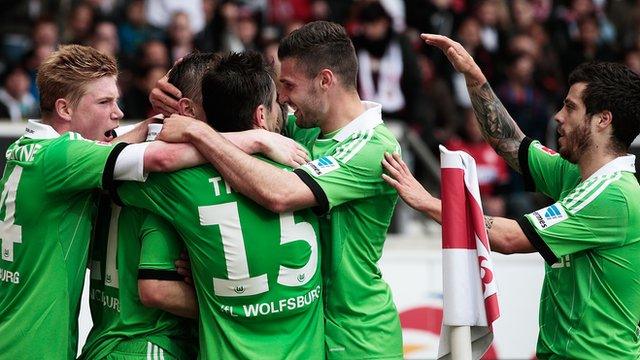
382, 152, 433, 213
420, 33, 487, 86
260, 130, 310, 167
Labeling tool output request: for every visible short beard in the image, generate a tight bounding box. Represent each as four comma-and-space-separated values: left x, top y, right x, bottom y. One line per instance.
560, 116, 592, 164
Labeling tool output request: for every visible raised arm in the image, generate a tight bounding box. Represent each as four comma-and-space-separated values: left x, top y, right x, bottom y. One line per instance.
382, 152, 534, 254
422, 34, 526, 172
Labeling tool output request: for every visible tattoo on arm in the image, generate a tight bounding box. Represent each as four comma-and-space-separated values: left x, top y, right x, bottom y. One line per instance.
468, 83, 526, 172
484, 216, 494, 230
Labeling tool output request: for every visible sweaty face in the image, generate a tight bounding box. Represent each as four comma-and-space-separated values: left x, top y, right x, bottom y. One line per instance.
555, 82, 594, 163
69, 76, 123, 141
278, 58, 324, 129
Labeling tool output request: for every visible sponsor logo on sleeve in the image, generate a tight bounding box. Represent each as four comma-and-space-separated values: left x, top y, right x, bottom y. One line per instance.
303, 156, 340, 177
531, 203, 568, 230
533, 142, 559, 156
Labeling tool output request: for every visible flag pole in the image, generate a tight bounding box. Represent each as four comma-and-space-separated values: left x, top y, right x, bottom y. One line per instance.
450, 325, 472, 360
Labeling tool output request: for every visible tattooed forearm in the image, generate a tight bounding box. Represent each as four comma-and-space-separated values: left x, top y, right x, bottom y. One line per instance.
484, 216, 494, 230
468, 82, 526, 172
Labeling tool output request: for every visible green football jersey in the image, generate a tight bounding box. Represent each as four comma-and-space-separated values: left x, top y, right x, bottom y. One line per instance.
0, 121, 128, 359
114, 159, 324, 360
80, 197, 196, 360
286, 102, 404, 359
518, 138, 640, 359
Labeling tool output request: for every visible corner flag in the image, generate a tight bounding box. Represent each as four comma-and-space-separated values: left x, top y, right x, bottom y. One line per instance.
437, 145, 499, 360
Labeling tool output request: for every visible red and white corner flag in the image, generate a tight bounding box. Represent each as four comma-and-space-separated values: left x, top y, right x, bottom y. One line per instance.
437, 145, 500, 360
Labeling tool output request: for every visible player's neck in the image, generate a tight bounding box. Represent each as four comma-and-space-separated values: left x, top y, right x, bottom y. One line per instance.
577, 146, 619, 180
40, 114, 70, 135
320, 90, 365, 135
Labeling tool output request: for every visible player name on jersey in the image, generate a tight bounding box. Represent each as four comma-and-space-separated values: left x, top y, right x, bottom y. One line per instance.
0, 267, 20, 284
5, 143, 42, 163
209, 176, 235, 197
89, 288, 121, 312
220, 285, 321, 318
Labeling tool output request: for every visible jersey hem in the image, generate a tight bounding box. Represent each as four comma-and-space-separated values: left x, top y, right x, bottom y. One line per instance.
519, 137, 535, 192
294, 168, 329, 215
517, 217, 558, 265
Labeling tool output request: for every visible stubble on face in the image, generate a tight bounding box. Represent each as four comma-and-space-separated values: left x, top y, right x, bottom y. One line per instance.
560, 115, 593, 164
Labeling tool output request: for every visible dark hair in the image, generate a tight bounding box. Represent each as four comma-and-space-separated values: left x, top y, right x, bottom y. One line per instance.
167, 52, 219, 106
201, 51, 275, 132
278, 21, 358, 89
568, 62, 640, 152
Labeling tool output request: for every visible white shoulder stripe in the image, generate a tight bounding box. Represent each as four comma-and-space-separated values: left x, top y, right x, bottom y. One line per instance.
562, 175, 609, 209
566, 173, 622, 213
336, 129, 374, 163
333, 130, 365, 160
561, 177, 597, 205
342, 129, 374, 162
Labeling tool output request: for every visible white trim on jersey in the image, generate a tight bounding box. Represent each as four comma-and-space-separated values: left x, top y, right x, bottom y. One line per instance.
333, 101, 383, 142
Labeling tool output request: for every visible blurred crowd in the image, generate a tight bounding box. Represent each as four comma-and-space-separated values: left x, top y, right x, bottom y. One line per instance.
1, 0, 640, 218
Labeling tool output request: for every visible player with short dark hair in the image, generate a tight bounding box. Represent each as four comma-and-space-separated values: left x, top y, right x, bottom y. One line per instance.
155, 21, 404, 359
79, 52, 224, 360
383, 34, 640, 359
115, 51, 324, 359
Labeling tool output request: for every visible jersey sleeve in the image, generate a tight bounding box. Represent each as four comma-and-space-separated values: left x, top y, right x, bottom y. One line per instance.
283, 114, 321, 150
293, 133, 396, 214
138, 212, 183, 281
518, 178, 628, 265
519, 137, 580, 200
113, 173, 175, 221
45, 134, 128, 193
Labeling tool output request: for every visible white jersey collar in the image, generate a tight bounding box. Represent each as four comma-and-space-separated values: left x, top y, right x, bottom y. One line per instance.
332, 101, 383, 142
587, 154, 636, 180
24, 119, 61, 139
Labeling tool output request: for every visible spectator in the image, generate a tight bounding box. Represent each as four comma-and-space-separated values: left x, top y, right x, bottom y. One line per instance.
145, 0, 205, 34
122, 65, 167, 119
0, 65, 37, 122
352, 1, 429, 130
220, 6, 262, 52
195, 0, 223, 51
167, 12, 195, 63
22, 44, 55, 103
496, 53, 551, 216
118, 0, 164, 59
450, 17, 495, 107
31, 17, 60, 50
474, 0, 510, 55
138, 39, 170, 69
90, 20, 120, 58
64, 3, 96, 45
562, 14, 618, 76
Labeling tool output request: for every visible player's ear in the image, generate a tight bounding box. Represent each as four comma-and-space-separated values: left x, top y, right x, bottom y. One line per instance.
55, 98, 72, 122
597, 110, 613, 130
318, 69, 334, 90
253, 104, 268, 130
177, 98, 196, 118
